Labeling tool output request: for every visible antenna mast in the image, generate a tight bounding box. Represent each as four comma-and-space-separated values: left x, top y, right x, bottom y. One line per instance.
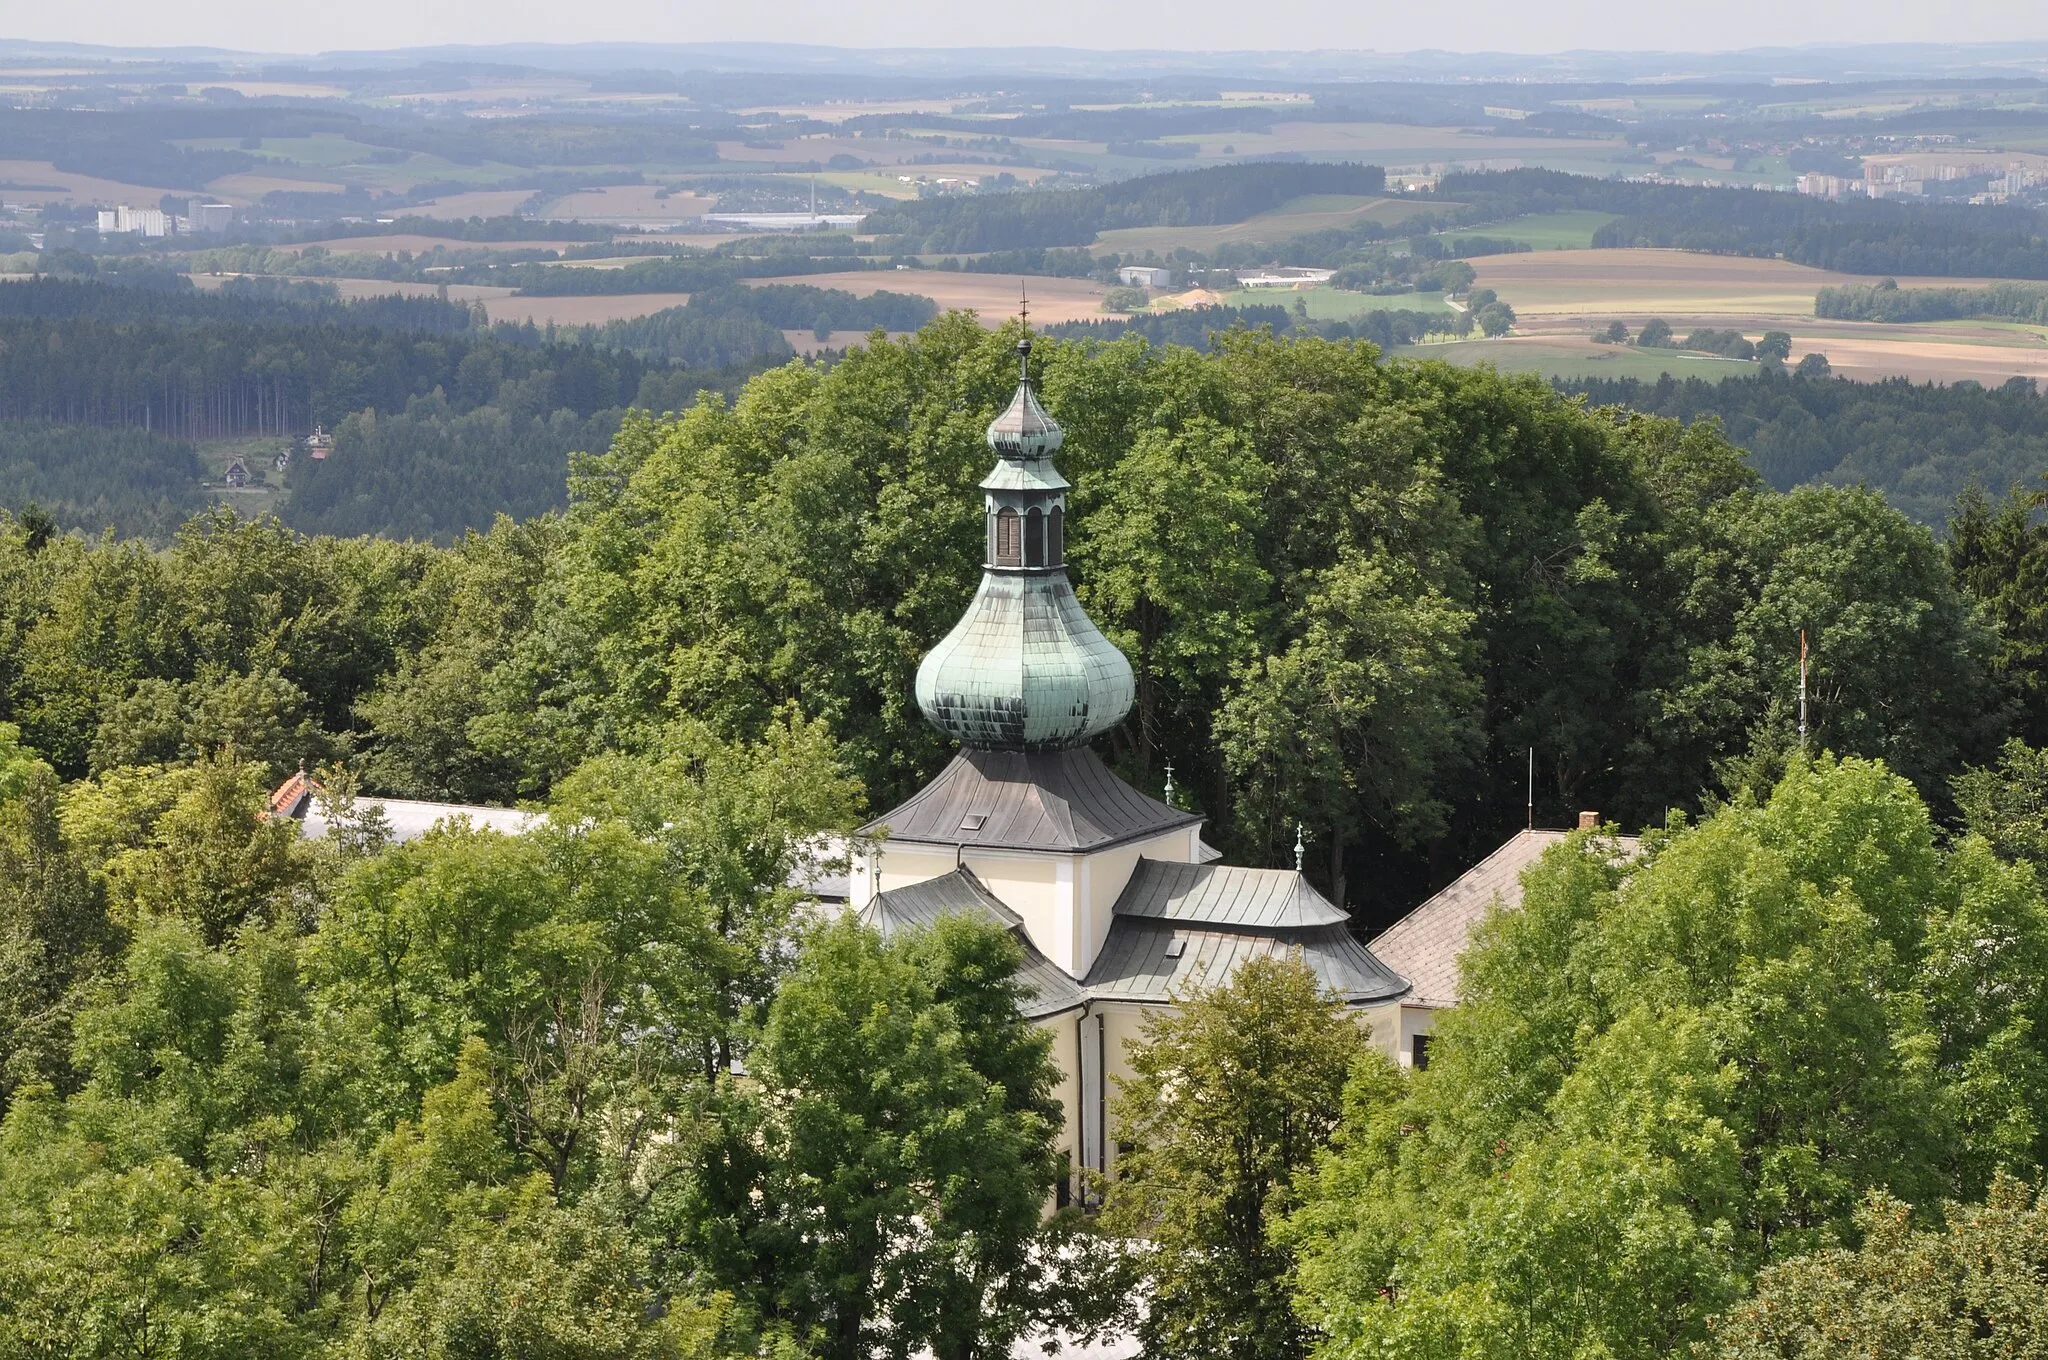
1527, 747, 1534, 832
1799, 630, 1809, 751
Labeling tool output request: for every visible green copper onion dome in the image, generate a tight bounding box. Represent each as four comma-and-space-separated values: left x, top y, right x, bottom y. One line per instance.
915, 337, 1135, 751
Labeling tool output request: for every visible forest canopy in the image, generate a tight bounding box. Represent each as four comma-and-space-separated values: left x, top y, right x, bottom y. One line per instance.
0, 313, 2046, 1357
0, 317, 2017, 923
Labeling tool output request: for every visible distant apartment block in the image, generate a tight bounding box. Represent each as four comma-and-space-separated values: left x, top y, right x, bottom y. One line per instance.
1117, 266, 1173, 288
188, 202, 234, 233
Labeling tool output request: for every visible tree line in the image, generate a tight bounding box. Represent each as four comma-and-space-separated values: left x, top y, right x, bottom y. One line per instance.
0, 316, 2038, 913
1817, 277, 2048, 323
1563, 365, 2048, 524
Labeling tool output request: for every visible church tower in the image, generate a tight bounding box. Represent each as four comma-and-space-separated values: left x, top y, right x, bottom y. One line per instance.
849, 322, 1409, 1196
915, 332, 1134, 750
850, 329, 1204, 978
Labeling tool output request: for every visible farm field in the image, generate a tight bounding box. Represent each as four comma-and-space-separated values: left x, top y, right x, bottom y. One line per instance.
1158, 121, 1633, 176
1469, 248, 2011, 316
185, 273, 519, 305
1092, 193, 1442, 257
749, 270, 1110, 324
404, 190, 543, 220
1464, 247, 2048, 385
0, 158, 181, 203
1394, 336, 1762, 382
1428, 323, 2048, 387
1178, 285, 1459, 321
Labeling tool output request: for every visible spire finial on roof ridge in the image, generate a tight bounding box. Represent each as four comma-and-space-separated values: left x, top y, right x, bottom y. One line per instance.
1294, 823, 1306, 873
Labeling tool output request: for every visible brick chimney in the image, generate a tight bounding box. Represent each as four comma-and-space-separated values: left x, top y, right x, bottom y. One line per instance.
1577, 810, 1600, 830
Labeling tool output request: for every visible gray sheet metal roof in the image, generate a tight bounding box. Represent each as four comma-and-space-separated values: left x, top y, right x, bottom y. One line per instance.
860, 868, 1087, 1019
1113, 858, 1350, 929
862, 747, 1200, 853
1083, 917, 1409, 1006
1368, 829, 1641, 1008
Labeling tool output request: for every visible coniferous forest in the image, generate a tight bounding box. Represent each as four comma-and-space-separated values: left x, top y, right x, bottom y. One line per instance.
7, 314, 2048, 1356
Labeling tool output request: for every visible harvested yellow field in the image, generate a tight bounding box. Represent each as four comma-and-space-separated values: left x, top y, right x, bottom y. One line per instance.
1471, 248, 2011, 317
748, 271, 1110, 324
406, 190, 542, 221
1814, 334, 2048, 386
0, 158, 181, 201
206, 172, 350, 201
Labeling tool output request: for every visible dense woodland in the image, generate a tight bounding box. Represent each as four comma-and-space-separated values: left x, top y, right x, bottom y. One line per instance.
1816, 278, 2048, 323
5, 317, 2048, 1355
1565, 367, 2048, 523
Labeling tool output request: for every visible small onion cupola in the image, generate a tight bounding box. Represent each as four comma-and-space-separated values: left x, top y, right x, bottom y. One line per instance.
914, 331, 1135, 751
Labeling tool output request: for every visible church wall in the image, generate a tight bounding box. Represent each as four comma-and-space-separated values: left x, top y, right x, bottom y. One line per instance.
871, 847, 957, 901
1039, 1010, 1084, 1210
1098, 1002, 1152, 1180
1075, 827, 1202, 978
960, 851, 1067, 967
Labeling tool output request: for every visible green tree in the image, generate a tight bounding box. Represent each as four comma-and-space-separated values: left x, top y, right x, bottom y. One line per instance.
743, 914, 1064, 1360
1217, 548, 1478, 902
1706, 1176, 2048, 1360
1077, 415, 1270, 784
1947, 481, 2048, 746
1102, 955, 1378, 1360
0, 760, 113, 1110
1287, 756, 2033, 1360
1954, 737, 2048, 864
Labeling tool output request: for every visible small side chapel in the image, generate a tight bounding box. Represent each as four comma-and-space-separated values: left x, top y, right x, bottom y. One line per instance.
848, 332, 1411, 1197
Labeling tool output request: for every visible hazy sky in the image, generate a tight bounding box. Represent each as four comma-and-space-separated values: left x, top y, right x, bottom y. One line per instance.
15, 0, 2048, 57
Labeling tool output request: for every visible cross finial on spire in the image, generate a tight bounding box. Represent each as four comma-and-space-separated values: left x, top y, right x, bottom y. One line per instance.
1294, 823, 1306, 873
1162, 760, 1175, 809
1017, 281, 1032, 381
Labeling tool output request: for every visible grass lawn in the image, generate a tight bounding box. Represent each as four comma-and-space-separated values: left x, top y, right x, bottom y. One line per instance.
1394, 336, 1760, 382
